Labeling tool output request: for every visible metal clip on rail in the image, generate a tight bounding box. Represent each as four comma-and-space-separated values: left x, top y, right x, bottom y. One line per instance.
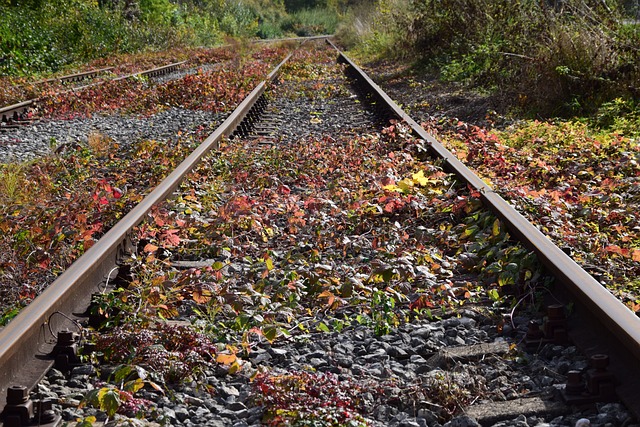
50, 330, 80, 373
1, 329, 81, 426
0, 386, 60, 427
562, 354, 617, 404
525, 304, 569, 351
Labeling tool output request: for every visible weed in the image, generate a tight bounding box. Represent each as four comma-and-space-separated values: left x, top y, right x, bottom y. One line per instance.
0, 163, 28, 205
86, 131, 113, 158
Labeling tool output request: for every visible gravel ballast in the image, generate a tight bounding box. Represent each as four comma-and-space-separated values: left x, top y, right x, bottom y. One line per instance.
2, 43, 638, 427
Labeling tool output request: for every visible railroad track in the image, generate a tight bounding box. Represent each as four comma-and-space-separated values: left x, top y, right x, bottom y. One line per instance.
0, 62, 185, 131
1, 39, 639, 426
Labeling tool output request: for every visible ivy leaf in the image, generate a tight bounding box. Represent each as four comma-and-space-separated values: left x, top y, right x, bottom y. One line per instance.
97, 387, 121, 417
123, 378, 144, 394
412, 170, 429, 186
216, 353, 237, 365
263, 325, 277, 342
75, 416, 97, 427
492, 219, 501, 237
143, 243, 159, 253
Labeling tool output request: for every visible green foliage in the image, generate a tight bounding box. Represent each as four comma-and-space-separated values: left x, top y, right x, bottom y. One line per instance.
0, 0, 297, 75
335, 0, 418, 60
283, 7, 339, 35
593, 97, 640, 136
338, 0, 640, 116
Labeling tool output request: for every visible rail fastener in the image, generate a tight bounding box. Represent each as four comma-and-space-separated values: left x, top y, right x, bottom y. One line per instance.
0, 51, 294, 414
0, 385, 61, 427
327, 38, 640, 416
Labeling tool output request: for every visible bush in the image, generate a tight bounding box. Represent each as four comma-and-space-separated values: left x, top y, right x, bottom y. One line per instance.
337, 0, 640, 117
335, 0, 409, 59
282, 7, 339, 35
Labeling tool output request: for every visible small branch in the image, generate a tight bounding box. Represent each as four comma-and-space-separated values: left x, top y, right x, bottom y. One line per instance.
498, 52, 535, 61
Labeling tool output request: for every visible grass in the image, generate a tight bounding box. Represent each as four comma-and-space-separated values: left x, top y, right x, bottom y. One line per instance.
0, 163, 29, 205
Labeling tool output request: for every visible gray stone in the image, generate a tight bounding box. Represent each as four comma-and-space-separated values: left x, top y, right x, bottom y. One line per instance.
219, 385, 240, 398
443, 414, 481, 427
399, 420, 421, 427
160, 407, 176, 422
228, 401, 247, 411
61, 407, 83, 421
46, 368, 66, 381
309, 357, 328, 368
174, 405, 190, 422
411, 327, 432, 339
387, 346, 409, 359
71, 365, 96, 376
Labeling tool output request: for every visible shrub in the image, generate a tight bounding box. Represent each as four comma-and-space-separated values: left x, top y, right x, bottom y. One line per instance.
337, 0, 640, 117
282, 7, 339, 36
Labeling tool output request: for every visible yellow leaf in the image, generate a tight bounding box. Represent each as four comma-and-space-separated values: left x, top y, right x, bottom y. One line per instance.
229, 360, 242, 374
492, 219, 501, 237
412, 170, 429, 186
216, 353, 237, 365
398, 179, 413, 193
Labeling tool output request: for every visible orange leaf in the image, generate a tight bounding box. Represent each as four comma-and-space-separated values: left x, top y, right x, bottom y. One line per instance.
192, 288, 212, 304
216, 353, 237, 365
144, 243, 159, 253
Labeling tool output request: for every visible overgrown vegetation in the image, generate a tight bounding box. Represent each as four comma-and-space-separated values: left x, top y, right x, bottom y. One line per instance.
0, 45, 284, 325
70, 44, 537, 423
424, 115, 640, 312
0, 0, 345, 76
337, 0, 640, 117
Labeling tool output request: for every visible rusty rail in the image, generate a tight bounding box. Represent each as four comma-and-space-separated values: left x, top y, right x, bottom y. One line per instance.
34, 67, 115, 85
0, 100, 34, 124
1, 62, 187, 128
114, 61, 187, 82
326, 39, 640, 416
0, 52, 292, 411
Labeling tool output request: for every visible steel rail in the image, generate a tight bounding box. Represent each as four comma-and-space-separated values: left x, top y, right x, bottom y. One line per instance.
114, 61, 187, 81
0, 51, 293, 410
1, 62, 187, 128
0, 100, 34, 124
327, 39, 640, 415
33, 67, 115, 85
2, 68, 115, 124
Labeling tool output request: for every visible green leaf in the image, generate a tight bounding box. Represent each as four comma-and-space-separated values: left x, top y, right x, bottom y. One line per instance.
113, 365, 133, 384
98, 388, 121, 417
75, 416, 97, 427
498, 272, 515, 287
487, 288, 500, 302
123, 378, 144, 394
381, 268, 394, 283
317, 322, 330, 333
492, 218, 501, 237
263, 325, 277, 342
